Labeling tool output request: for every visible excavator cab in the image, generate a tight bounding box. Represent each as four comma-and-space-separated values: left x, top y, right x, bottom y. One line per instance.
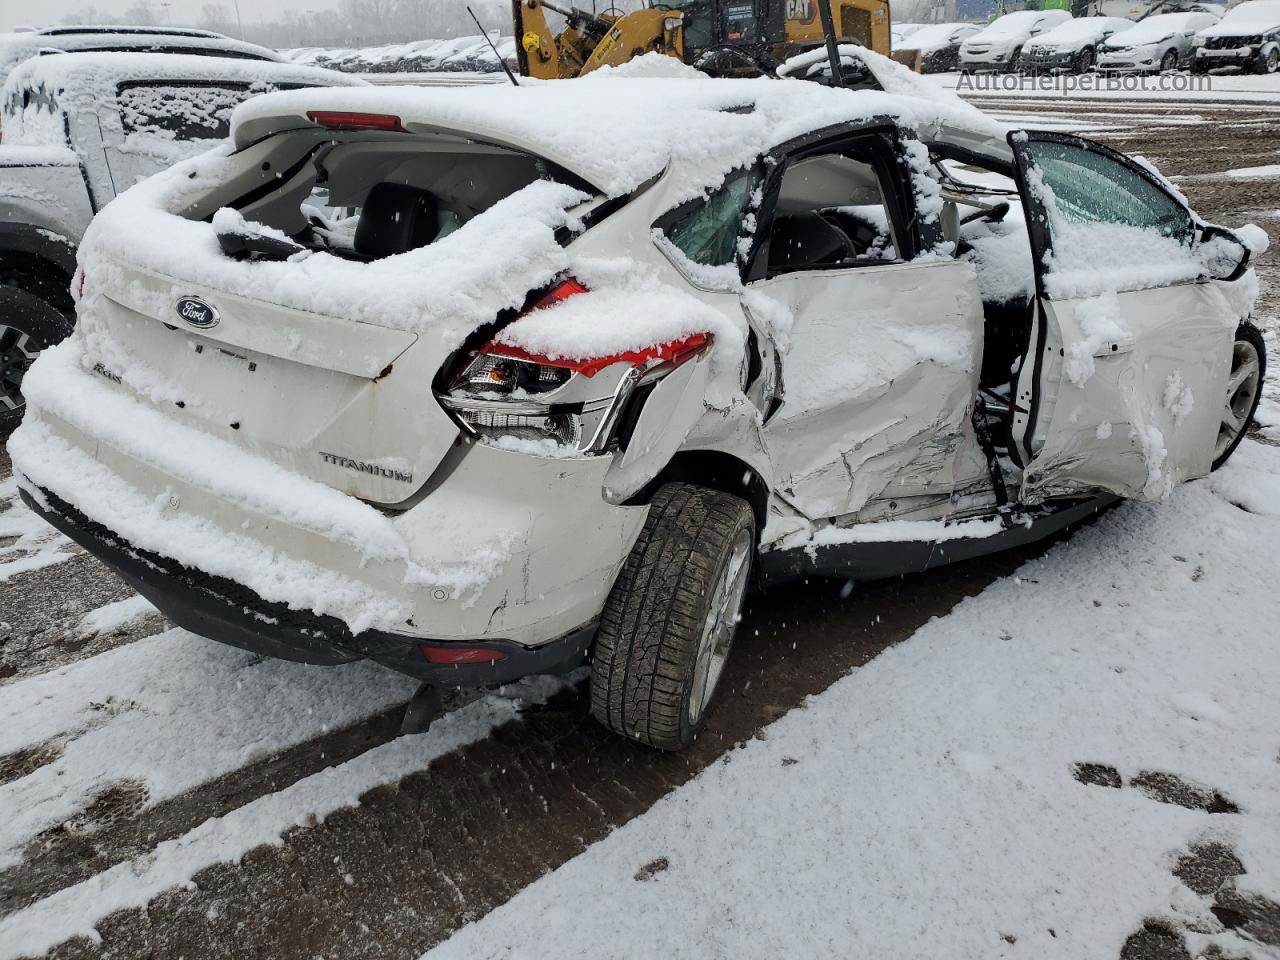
512, 0, 891, 80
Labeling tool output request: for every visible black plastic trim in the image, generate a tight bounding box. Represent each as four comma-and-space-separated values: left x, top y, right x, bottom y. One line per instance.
21, 486, 595, 687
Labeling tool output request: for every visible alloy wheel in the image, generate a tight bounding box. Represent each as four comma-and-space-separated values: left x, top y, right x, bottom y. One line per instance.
0, 323, 42, 414
1215, 338, 1263, 461
686, 526, 752, 724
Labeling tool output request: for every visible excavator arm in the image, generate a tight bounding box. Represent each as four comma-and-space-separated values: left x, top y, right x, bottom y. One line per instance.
512, 0, 684, 79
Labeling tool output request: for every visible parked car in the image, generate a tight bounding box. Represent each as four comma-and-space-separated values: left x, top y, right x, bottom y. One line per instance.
895, 22, 983, 72
959, 9, 1074, 71
891, 21, 927, 45
0, 25, 282, 87
9, 51, 1266, 750
1192, 0, 1280, 72
1020, 16, 1135, 72
0, 52, 363, 427
1098, 11, 1220, 71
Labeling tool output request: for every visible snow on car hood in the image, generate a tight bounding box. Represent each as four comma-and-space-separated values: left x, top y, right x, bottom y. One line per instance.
895, 24, 965, 52
1104, 14, 1210, 46
1199, 1, 1280, 35
967, 11, 1041, 42
1032, 18, 1131, 49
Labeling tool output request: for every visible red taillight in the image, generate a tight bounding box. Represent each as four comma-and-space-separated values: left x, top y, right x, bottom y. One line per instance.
418, 644, 509, 665
486, 333, 711, 378
525, 277, 590, 313
306, 110, 405, 132
475, 276, 710, 376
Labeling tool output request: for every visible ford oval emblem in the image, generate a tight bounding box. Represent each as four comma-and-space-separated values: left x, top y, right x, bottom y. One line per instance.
176, 296, 219, 330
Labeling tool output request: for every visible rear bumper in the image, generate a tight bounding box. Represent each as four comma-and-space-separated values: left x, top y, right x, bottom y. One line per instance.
23, 485, 595, 686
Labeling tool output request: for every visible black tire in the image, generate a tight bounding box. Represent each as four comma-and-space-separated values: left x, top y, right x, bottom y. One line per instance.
1256, 48, 1279, 75
1008, 46, 1022, 71
1212, 321, 1266, 471
1074, 46, 1094, 74
590, 483, 755, 750
1160, 48, 1178, 72
0, 285, 73, 432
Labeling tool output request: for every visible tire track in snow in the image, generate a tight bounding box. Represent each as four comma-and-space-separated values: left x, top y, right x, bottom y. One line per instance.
4, 541, 1061, 959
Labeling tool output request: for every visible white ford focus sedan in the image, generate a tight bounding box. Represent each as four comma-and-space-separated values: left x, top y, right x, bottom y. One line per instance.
10, 51, 1266, 749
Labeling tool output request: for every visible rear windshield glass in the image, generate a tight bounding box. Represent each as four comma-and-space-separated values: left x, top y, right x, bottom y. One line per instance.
118, 81, 300, 142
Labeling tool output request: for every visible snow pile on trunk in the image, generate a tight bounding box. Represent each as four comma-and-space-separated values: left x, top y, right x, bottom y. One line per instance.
425, 440, 1280, 960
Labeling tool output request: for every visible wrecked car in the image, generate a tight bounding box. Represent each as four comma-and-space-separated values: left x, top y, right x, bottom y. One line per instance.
9, 51, 1267, 750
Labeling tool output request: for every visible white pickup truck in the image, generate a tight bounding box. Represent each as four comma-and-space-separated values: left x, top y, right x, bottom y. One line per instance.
0, 51, 361, 428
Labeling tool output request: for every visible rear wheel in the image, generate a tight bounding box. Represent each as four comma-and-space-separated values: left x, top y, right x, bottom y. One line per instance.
1212, 321, 1265, 470
590, 483, 755, 750
0, 285, 73, 432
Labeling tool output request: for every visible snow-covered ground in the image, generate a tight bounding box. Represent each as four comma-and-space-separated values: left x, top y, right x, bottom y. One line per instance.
426, 440, 1280, 960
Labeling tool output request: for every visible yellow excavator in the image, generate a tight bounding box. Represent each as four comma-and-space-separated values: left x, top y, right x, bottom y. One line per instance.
512, 0, 892, 79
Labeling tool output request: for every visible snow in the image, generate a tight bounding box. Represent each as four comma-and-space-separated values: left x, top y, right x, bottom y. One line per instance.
0, 672, 571, 960
1033, 17, 1133, 47
775, 515, 1006, 556
236, 50, 1004, 202
423, 441, 1280, 960
1105, 14, 1220, 48
494, 257, 743, 372
974, 10, 1049, 38
75, 595, 157, 638
1199, 0, 1280, 34
1064, 292, 1126, 387
8, 346, 419, 633
0, 475, 77, 582
0, 145, 78, 166
1225, 164, 1280, 179
0, 625, 424, 871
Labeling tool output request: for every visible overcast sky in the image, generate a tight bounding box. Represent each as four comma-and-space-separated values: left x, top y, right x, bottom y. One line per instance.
0, 1, 341, 32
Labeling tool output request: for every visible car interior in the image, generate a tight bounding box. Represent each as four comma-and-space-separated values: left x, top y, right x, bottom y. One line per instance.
215, 136, 586, 263
765, 151, 901, 273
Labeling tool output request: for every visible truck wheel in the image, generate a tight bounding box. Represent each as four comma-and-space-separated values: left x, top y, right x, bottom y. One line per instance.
1212, 321, 1265, 471
590, 483, 755, 750
0, 285, 73, 432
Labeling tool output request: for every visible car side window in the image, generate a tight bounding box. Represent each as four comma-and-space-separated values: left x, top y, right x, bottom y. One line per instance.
764, 146, 902, 275
1028, 140, 1193, 244
661, 168, 757, 268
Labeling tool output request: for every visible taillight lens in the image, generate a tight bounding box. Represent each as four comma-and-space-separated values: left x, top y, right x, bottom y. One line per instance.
439, 277, 712, 455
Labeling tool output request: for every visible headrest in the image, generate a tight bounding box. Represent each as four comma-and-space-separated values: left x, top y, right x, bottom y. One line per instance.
767, 211, 851, 272
354, 182, 439, 259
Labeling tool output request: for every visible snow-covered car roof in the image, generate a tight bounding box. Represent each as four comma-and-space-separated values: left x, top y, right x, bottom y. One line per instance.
231, 51, 1008, 201
3, 51, 364, 104
974, 9, 1071, 38
1198, 0, 1280, 34
0, 27, 282, 85
896, 23, 977, 51
1035, 16, 1134, 44
1107, 11, 1219, 43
